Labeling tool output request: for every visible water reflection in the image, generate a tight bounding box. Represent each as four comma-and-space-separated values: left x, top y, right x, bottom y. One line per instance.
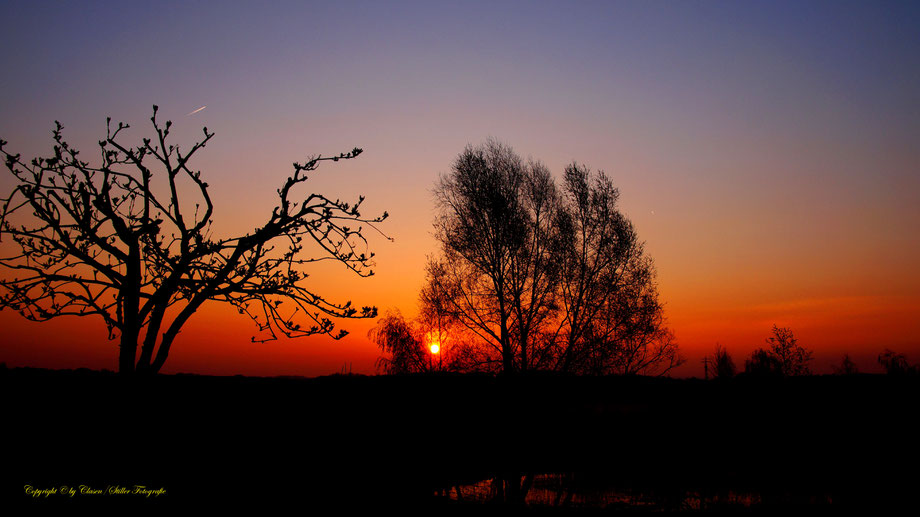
436, 472, 828, 510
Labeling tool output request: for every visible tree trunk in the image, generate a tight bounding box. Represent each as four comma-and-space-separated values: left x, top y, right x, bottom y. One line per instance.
491, 476, 505, 502
118, 244, 142, 374
521, 473, 535, 501
118, 332, 137, 374
500, 319, 514, 373
520, 332, 528, 372
505, 474, 521, 504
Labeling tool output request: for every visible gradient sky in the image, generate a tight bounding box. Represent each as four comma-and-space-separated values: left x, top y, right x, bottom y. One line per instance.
1, 0, 918, 376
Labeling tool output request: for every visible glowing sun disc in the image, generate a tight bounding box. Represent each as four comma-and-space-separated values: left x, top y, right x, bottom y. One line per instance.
430, 343, 440, 354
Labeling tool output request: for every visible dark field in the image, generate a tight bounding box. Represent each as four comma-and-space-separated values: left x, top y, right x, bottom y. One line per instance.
3, 366, 917, 512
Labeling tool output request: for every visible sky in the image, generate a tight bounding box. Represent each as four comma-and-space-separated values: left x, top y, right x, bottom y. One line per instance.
1, 0, 918, 377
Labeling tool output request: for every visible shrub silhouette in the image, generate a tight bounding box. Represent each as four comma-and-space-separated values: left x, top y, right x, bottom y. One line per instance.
877, 349, 917, 376
832, 354, 859, 375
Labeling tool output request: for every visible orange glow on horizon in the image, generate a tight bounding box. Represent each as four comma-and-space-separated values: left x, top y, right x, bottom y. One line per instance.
2, 2, 919, 379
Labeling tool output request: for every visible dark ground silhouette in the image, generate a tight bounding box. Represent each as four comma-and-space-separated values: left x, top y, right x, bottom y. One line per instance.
3, 366, 917, 512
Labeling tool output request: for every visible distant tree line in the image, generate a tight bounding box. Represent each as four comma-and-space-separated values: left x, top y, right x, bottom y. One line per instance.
704, 325, 918, 379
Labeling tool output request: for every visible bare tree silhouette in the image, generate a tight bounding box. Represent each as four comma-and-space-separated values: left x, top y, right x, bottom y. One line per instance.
425, 139, 557, 373
744, 325, 812, 376
708, 344, 736, 379
0, 106, 387, 374
551, 163, 680, 376
419, 140, 680, 375
766, 325, 812, 376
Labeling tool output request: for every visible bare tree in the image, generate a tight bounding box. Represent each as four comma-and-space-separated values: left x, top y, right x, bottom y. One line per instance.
0, 106, 387, 374
416, 264, 482, 373
421, 140, 680, 376
506, 160, 562, 372
744, 325, 812, 376
710, 344, 736, 379
549, 163, 681, 376
428, 139, 552, 373
766, 325, 812, 376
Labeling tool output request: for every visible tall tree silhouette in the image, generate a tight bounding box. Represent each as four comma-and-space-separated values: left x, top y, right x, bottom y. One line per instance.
0, 107, 387, 374
426, 139, 555, 373
421, 140, 679, 375
549, 163, 679, 375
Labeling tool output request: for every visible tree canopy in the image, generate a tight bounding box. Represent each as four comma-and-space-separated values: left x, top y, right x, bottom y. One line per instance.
412, 139, 681, 376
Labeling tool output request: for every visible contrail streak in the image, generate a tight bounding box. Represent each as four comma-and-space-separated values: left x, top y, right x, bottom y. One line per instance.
186, 106, 207, 116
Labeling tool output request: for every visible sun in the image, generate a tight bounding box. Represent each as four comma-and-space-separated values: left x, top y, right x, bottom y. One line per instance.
426, 332, 441, 354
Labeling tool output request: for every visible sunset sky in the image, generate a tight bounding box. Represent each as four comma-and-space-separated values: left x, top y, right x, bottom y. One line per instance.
1, 1, 918, 377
